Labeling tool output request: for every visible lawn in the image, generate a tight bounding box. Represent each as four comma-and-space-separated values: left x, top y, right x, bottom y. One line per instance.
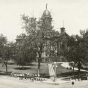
0, 62, 88, 79
0, 62, 73, 77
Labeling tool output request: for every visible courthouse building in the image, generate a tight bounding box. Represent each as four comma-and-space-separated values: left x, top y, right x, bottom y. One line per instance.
16, 5, 69, 63
38, 5, 69, 62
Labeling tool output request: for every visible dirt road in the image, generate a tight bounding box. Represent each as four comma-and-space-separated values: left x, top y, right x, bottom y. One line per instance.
0, 76, 88, 88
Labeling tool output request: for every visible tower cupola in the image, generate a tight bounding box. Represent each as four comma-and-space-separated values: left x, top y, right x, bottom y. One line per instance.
42, 4, 51, 18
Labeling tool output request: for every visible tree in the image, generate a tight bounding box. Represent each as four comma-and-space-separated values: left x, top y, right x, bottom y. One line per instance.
3, 44, 10, 73
66, 34, 87, 80
0, 34, 7, 58
0, 34, 9, 73
0, 34, 17, 74
15, 33, 37, 66
65, 35, 77, 77
21, 13, 56, 76
82, 30, 88, 67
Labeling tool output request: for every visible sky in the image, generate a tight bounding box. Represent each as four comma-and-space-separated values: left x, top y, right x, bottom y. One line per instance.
0, 0, 88, 41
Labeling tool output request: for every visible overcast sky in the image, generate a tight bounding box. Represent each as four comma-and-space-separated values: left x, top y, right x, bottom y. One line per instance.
0, 0, 88, 41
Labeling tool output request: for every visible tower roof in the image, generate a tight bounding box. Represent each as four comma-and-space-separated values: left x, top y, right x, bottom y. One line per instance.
42, 4, 51, 18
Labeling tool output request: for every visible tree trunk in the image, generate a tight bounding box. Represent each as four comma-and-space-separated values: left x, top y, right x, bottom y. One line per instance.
5, 62, 8, 74
78, 61, 81, 81
73, 64, 75, 78
78, 67, 81, 81
20, 58, 21, 65
37, 52, 41, 77
37, 43, 43, 77
38, 58, 40, 77
6, 64, 7, 74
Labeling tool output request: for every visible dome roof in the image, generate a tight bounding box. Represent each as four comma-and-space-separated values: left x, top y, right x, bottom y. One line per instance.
42, 4, 51, 18
42, 9, 51, 18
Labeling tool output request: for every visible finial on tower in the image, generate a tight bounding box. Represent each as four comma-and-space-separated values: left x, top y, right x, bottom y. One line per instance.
46, 4, 48, 9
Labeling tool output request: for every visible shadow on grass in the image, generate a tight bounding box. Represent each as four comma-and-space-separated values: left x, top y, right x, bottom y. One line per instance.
17, 63, 37, 66
40, 73, 50, 78
14, 67, 31, 70
26, 63, 37, 66
0, 71, 12, 76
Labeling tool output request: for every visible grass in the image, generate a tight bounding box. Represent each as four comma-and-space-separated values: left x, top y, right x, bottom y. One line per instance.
0, 62, 72, 75
0, 62, 88, 78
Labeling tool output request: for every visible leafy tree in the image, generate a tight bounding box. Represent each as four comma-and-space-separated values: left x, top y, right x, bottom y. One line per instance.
66, 34, 87, 80
15, 33, 37, 66
82, 30, 88, 67
0, 34, 7, 58
0, 34, 10, 73
21, 14, 56, 76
